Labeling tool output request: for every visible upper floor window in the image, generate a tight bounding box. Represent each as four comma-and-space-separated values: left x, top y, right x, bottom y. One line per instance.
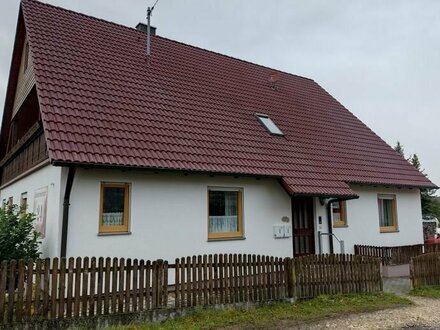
332, 201, 347, 227
378, 194, 398, 233
208, 187, 243, 240
256, 114, 284, 136
99, 183, 130, 234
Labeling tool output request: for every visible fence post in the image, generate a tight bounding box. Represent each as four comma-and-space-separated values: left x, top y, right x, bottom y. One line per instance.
284, 258, 296, 300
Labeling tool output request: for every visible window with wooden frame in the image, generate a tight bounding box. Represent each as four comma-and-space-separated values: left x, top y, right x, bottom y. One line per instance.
378, 194, 398, 233
332, 201, 347, 227
99, 183, 130, 234
208, 187, 243, 240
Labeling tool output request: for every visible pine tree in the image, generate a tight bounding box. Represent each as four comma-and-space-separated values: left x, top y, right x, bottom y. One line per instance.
409, 154, 440, 218
394, 141, 405, 157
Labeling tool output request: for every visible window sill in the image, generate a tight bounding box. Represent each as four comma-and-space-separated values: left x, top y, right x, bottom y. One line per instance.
208, 237, 246, 242
380, 229, 399, 234
98, 231, 132, 236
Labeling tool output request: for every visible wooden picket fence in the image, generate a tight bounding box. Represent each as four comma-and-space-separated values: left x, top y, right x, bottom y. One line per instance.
354, 244, 425, 265
410, 252, 440, 289
0, 253, 382, 326
292, 254, 382, 299
173, 254, 287, 308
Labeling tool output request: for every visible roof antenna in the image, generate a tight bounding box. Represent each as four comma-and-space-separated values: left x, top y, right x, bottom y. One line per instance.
147, 0, 159, 58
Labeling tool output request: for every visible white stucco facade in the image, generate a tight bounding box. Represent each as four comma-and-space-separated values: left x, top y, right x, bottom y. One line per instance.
0, 165, 425, 261
317, 185, 424, 254
66, 168, 293, 262
0, 164, 64, 258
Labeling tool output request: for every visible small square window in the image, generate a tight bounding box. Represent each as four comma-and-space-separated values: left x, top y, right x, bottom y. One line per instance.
256, 114, 284, 136
208, 188, 243, 239
99, 183, 130, 233
378, 194, 398, 233
332, 201, 347, 227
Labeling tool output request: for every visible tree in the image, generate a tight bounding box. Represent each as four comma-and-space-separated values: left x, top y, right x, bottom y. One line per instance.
394, 141, 405, 157
393, 142, 440, 219
408, 153, 440, 219
0, 205, 41, 262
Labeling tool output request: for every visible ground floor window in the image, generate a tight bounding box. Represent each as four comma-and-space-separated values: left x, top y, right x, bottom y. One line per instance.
378, 194, 397, 232
332, 201, 347, 227
208, 187, 243, 239
99, 183, 130, 233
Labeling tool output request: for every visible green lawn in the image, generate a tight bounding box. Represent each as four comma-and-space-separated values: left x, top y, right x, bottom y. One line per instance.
411, 286, 440, 299
113, 292, 411, 330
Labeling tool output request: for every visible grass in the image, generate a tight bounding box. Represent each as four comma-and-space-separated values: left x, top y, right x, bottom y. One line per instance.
112, 292, 411, 330
411, 286, 440, 299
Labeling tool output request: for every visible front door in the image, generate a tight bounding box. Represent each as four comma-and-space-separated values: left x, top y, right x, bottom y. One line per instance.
292, 197, 315, 257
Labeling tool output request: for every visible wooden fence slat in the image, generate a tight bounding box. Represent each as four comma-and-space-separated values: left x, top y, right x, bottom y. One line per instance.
6, 260, 16, 323
118, 258, 125, 313
124, 259, 131, 313
174, 258, 180, 308
50, 257, 59, 319
58, 258, 66, 319
145, 260, 151, 310
81, 257, 89, 317
73, 257, 81, 318
110, 258, 118, 314
132, 259, 138, 312
66, 258, 74, 318
138, 260, 145, 311
89, 257, 97, 317
34, 259, 42, 319
197, 255, 202, 306
96, 258, 103, 316
16, 260, 25, 322
202, 255, 208, 306
24, 259, 33, 321
2, 260, 11, 323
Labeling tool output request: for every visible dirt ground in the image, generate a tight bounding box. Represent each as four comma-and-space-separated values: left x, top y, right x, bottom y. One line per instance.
273, 296, 440, 330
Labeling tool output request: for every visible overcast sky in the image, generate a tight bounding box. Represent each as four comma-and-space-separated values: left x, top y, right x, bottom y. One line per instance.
1, 0, 439, 188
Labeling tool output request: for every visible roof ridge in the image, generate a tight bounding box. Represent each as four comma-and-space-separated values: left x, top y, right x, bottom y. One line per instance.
23, 0, 314, 83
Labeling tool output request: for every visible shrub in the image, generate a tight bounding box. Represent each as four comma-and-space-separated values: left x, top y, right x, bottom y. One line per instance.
0, 205, 41, 262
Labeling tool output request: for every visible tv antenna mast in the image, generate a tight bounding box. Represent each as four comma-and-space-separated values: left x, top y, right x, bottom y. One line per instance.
147, 0, 159, 57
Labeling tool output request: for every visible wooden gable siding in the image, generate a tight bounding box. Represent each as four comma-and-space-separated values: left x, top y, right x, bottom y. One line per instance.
12, 34, 36, 119
0, 127, 48, 186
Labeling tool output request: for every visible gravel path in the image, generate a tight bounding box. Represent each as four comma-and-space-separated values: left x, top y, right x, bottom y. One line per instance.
280, 296, 440, 330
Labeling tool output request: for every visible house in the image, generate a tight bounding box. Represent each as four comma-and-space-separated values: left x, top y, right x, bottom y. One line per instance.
0, 0, 436, 262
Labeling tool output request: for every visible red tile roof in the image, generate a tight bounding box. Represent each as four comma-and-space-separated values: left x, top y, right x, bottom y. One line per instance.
18, 0, 436, 196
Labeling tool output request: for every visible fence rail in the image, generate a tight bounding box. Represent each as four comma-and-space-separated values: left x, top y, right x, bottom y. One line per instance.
410, 252, 440, 288
0, 253, 382, 326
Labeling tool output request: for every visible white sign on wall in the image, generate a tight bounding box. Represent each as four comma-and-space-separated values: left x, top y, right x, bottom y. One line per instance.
33, 187, 48, 238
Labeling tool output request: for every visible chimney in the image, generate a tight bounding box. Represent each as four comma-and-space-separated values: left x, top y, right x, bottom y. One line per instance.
136, 22, 156, 36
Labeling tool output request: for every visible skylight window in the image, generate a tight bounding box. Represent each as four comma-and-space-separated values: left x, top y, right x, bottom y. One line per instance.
256, 114, 284, 136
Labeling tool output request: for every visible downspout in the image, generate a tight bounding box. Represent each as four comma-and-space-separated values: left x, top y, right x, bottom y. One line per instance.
326, 196, 359, 254
60, 167, 76, 258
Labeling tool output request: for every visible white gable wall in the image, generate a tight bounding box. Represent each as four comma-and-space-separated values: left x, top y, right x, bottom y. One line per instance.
66, 169, 293, 261
0, 164, 63, 258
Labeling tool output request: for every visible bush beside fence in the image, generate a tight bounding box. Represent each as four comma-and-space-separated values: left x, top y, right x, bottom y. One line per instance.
0, 253, 382, 326
410, 252, 440, 289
